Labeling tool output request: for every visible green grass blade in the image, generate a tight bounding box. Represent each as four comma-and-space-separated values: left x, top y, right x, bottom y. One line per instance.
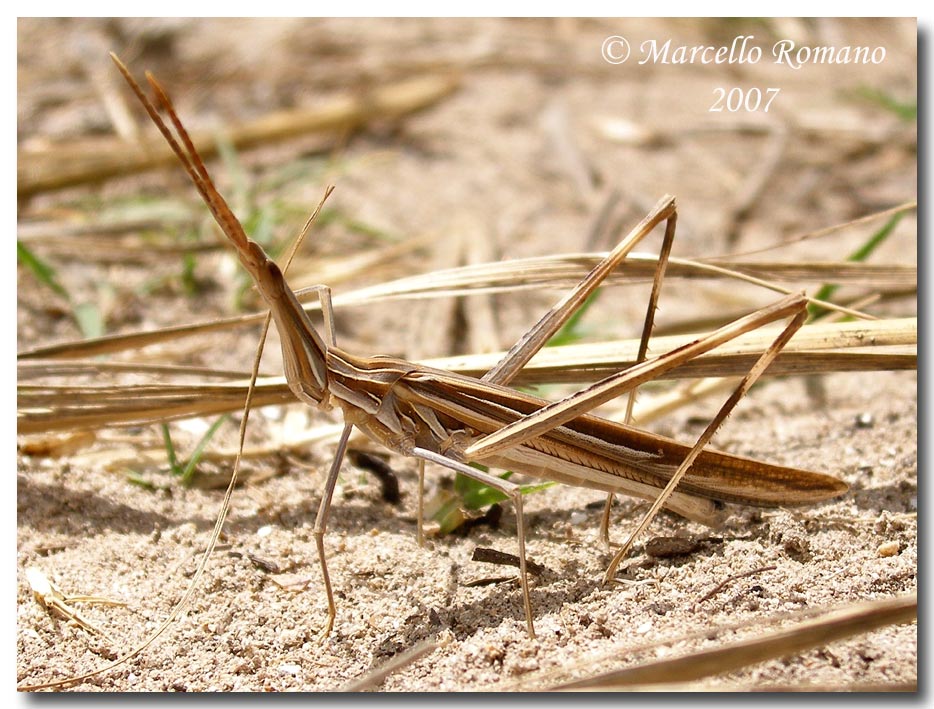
161, 423, 181, 475
545, 289, 602, 348
73, 302, 104, 340
807, 211, 905, 320
856, 86, 917, 122
17, 241, 69, 299
179, 415, 230, 486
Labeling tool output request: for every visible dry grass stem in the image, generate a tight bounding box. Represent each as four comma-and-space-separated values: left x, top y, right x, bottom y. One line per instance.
19, 74, 459, 197
548, 593, 916, 691
17, 252, 914, 362
18, 316, 915, 435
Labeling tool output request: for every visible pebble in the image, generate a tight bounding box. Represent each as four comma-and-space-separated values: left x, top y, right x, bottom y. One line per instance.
877, 541, 900, 557
645, 535, 701, 558
278, 663, 302, 676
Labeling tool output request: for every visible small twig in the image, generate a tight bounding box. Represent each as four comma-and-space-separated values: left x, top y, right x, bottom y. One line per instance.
472, 546, 547, 576
226, 550, 282, 574
462, 575, 517, 588
340, 639, 440, 692
693, 565, 777, 610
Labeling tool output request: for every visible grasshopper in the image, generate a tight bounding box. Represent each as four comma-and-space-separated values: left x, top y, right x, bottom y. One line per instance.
109, 55, 846, 643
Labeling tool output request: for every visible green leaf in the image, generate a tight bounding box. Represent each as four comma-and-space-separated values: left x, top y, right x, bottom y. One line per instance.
855, 86, 917, 122
178, 415, 230, 486
17, 241, 69, 299
454, 464, 510, 509
432, 463, 555, 535
160, 415, 229, 485
19, 241, 109, 338
807, 211, 905, 320
73, 302, 104, 339
180, 252, 200, 296
161, 423, 181, 475
126, 472, 159, 491
430, 494, 472, 536
545, 289, 602, 348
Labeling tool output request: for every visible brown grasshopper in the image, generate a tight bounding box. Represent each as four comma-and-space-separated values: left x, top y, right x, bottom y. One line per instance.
109, 55, 846, 642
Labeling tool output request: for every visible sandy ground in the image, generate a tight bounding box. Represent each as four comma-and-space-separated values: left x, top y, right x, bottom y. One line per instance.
17, 18, 916, 691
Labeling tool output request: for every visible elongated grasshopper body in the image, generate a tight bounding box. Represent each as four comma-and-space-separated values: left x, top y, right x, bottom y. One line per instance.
111, 56, 846, 641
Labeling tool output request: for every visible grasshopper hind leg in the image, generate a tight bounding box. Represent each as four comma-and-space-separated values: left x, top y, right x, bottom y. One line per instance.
599, 203, 678, 548
603, 299, 809, 583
